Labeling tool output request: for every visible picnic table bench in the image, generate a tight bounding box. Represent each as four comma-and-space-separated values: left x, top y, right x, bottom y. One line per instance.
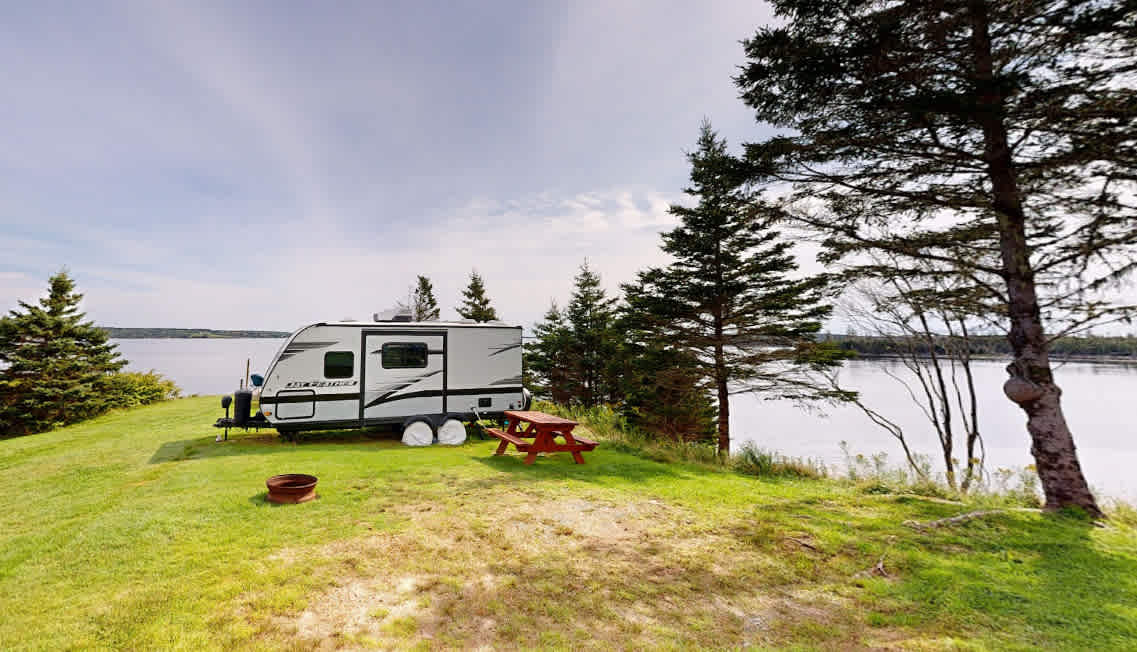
486, 410, 597, 464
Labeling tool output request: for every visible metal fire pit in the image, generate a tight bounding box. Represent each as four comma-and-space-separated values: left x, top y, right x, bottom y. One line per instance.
265, 474, 318, 504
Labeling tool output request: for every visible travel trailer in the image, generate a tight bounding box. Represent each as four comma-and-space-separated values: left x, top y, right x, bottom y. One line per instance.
214, 318, 530, 445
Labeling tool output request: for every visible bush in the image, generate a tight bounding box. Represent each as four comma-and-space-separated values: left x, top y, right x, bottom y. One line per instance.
538, 400, 826, 479
732, 444, 828, 479
97, 370, 181, 408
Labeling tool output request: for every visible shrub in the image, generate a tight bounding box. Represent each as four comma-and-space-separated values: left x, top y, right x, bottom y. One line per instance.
539, 400, 826, 479
732, 444, 827, 479
97, 371, 181, 408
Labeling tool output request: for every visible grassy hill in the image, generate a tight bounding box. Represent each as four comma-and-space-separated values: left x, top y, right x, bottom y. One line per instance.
2, 397, 1136, 650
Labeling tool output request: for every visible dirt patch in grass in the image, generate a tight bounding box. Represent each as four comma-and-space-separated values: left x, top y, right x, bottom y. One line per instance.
256, 493, 891, 650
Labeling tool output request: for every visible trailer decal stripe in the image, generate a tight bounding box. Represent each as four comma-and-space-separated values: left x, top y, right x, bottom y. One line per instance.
362, 370, 443, 408
490, 375, 523, 385
277, 340, 339, 362
487, 342, 522, 356
364, 387, 521, 408
260, 392, 359, 405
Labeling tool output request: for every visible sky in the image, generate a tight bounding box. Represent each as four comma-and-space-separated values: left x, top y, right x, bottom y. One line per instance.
0, 0, 786, 332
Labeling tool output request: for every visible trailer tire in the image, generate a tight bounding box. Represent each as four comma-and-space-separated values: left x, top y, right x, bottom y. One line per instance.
401, 419, 434, 446
436, 418, 467, 445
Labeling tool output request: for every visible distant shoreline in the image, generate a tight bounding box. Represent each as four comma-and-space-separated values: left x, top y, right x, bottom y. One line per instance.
852, 352, 1137, 365
101, 328, 289, 339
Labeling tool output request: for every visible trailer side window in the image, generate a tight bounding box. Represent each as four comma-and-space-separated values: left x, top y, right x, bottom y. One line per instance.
323, 351, 354, 378
381, 342, 428, 369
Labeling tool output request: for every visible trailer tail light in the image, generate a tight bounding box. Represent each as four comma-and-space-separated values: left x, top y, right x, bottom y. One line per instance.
262, 410, 272, 417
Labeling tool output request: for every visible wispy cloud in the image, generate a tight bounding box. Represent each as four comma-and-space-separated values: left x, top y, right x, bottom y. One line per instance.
0, 1, 785, 332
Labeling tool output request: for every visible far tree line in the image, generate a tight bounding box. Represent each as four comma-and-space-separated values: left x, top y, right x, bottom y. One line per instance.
825, 333, 1137, 359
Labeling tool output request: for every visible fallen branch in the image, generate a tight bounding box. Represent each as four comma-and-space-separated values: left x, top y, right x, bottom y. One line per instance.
903, 510, 1004, 531
853, 554, 890, 579
852, 535, 896, 581
785, 536, 822, 553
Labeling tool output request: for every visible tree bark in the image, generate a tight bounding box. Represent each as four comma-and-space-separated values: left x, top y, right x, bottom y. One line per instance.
714, 340, 730, 456
968, 0, 1101, 516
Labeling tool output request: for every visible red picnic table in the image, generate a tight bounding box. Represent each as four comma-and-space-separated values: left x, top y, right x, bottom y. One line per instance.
486, 410, 598, 464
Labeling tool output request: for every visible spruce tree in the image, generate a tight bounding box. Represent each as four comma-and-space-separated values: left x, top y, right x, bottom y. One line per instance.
564, 260, 620, 407
734, 0, 1136, 514
0, 271, 125, 436
524, 301, 574, 404
623, 121, 845, 455
456, 270, 499, 322
409, 275, 440, 321
618, 330, 717, 444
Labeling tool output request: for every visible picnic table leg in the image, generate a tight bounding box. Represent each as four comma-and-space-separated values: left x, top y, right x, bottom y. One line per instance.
558, 426, 587, 464
524, 427, 552, 464
494, 439, 509, 456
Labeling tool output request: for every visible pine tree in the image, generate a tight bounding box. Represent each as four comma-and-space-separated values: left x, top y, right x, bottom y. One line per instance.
405, 275, 440, 321
734, 0, 1136, 514
525, 263, 624, 408
563, 260, 620, 407
618, 331, 717, 444
524, 301, 574, 404
623, 121, 845, 455
456, 270, 499, 322
0, 271, 125, 436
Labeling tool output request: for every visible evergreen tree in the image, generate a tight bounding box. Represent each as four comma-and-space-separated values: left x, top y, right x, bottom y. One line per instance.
403, 275, 440, 321
0, 271, 125, 436
623, 122, 845, 455
456, 270, 499, 322
524, 301, 574, 404
618, 327, 717, 444
563, 260, 620, 407
734, 0, 1136, 514
525, 263, 623, 408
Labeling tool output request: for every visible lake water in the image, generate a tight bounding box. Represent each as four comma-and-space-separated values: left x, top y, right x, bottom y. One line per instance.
114, 338, 1137, 499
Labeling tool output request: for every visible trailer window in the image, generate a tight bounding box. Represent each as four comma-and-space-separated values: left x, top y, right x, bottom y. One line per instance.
323, 351, 354, 378
382, 342, 428, 369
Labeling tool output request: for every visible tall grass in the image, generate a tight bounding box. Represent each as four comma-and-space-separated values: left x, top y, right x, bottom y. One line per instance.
535, 400, 1128, 512
536, 401, 827, 480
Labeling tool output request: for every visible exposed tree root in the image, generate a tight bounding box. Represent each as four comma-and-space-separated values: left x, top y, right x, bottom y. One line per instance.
903, 510, 1004, 531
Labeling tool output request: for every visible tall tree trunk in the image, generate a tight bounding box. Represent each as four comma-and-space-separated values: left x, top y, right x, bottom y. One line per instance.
713, 231, 730, 456
714, 341, 730, 456
968, 0, 1101, 516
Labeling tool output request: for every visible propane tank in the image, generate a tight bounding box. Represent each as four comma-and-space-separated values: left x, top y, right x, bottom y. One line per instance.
233, 388, 253, 428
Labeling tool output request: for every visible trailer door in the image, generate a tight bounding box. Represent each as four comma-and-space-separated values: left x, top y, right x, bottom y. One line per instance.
361, 331, 446, 422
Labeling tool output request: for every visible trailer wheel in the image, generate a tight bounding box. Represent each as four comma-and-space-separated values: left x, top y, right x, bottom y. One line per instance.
436, 418, 467, 445
401, 419, 434, 446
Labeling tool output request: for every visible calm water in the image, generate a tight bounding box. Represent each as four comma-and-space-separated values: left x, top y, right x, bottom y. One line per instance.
731, 359, 1137, 500
114, 339, 1137, 499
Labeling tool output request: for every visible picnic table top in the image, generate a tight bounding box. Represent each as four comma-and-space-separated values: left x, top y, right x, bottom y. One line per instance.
504, 410, 579, 426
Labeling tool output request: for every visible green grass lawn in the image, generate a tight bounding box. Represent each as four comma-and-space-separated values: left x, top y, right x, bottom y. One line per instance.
2, 397, 1136, 650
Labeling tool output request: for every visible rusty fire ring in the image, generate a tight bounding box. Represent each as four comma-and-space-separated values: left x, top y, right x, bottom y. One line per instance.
266, 473, 318, 504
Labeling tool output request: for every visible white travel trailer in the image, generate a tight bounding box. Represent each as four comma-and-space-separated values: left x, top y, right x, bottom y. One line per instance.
217, 319, 530, 444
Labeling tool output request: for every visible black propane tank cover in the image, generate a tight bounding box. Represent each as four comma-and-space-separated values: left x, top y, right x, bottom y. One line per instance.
233, 389, 253, 428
